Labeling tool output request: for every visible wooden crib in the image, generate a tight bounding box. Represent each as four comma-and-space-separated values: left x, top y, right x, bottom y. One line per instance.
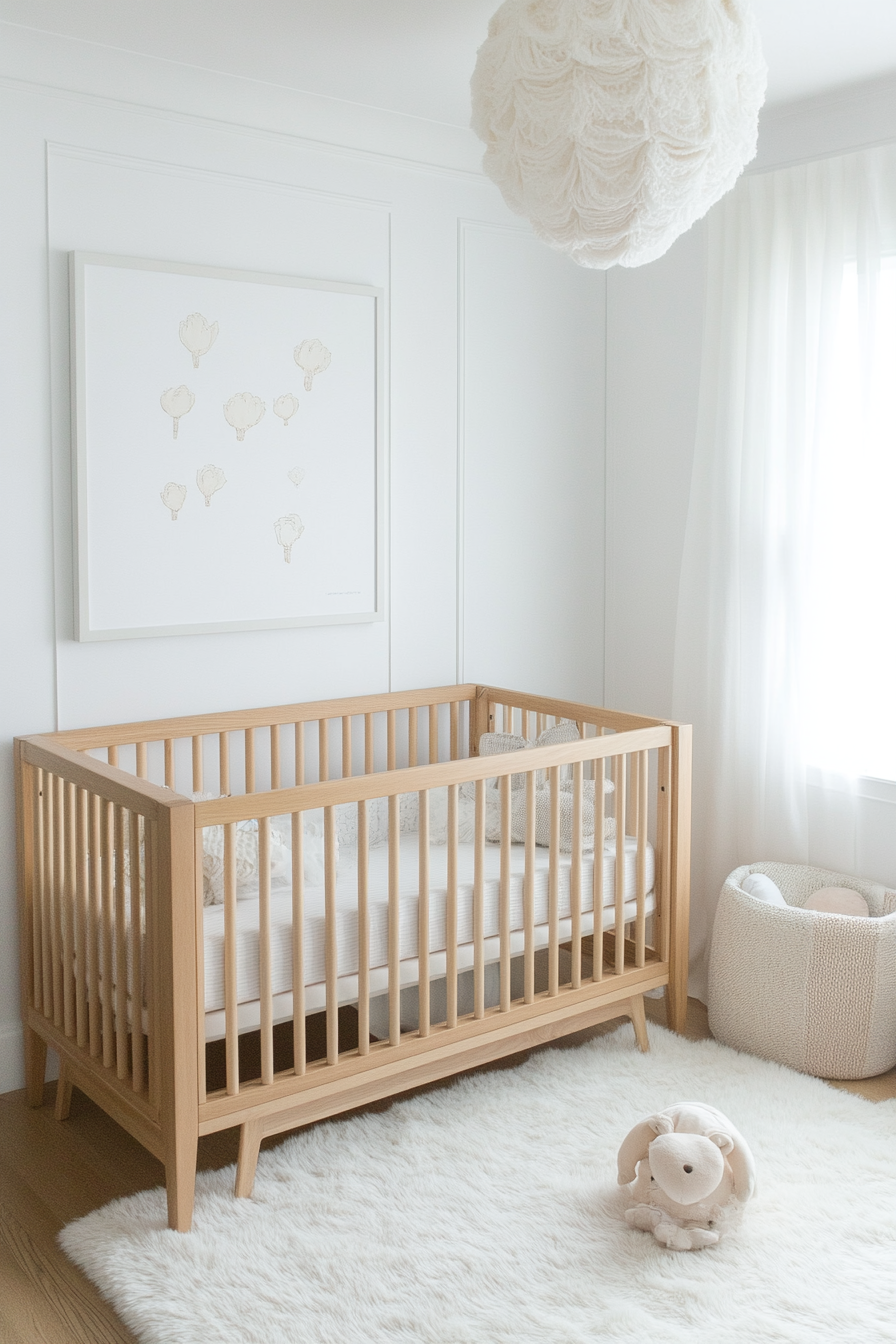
14, 684, 691, 1231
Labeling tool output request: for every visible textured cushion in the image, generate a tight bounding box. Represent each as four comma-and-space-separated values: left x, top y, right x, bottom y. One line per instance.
804, 887, 870, 917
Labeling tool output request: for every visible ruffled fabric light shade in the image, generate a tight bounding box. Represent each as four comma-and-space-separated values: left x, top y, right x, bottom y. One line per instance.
470, 0, 767, 268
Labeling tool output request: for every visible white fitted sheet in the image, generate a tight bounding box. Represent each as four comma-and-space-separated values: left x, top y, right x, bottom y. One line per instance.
202, 834, 654, 1037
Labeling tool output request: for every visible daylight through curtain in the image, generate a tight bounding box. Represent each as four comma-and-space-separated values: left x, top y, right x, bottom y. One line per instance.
672, 142, 896, 996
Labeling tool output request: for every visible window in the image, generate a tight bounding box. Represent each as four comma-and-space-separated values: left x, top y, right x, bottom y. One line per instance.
804, 256, 896, 779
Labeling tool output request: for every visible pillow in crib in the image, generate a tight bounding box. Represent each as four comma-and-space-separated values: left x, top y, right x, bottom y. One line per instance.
201, 811, 331, 903
509, 780, 616, 852
479, 720, 583, 789
201, 819, 292, 905
478, 721, 616, 789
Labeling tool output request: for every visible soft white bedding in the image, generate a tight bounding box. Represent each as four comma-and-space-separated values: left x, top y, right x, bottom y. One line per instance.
202, 834, 655, 1038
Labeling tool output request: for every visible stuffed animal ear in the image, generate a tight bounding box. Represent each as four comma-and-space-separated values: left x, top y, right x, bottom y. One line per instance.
616, 1114, 673, 1185
708, 1130, 735, 1156
723, 1136, 757, 1200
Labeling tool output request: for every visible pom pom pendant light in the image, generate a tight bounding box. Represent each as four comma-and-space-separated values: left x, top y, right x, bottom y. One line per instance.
471, 0, 767, 268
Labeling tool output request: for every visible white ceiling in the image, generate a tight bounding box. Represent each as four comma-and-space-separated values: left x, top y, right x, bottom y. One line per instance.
1, 0, 895, 125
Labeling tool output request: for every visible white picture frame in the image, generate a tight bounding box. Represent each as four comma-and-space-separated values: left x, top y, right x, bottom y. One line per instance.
70, 252, 384, 641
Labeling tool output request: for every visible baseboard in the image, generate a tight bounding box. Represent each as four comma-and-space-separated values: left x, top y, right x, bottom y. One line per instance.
0, 1021, 58, 1096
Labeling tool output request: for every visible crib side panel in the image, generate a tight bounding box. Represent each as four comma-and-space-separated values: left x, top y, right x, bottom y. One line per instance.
196, 721, 677, 1130
14, 736, 192, 1156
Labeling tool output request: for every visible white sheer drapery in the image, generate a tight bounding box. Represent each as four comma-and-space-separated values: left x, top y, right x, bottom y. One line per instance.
672, 143, 896, 996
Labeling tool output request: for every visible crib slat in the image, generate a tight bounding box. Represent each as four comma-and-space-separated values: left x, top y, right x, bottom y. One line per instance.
291, 811, 306, 1076
357, 800, 370, 1056
319, 719, 329, 783
473, 779, 485, 1019
107, 745, 118, 768
325, 806, 338, 1065
164, 739, 174, 790
224, 822, 239, 1095
219, 732, 230, 796
571, 761, 583, 989
129, 809, 144, 1094
636, 750, 648, 967
593, 756, 606, 983
194, 816, 206, 1106
499, 773, 511, 1012
294, 721, 305, 786
364, 714, 374, 775
245, 728, 256, 794
388, 794, 400, 1045
524, 770, 536, 1003
62, 782, 76, 1038
548, 767, 560, 996
504, 704, 514, 736
88, 792, 101, 1056
342, 716, 352, 779
98, 795, 112, 1069
450, 701, 459, 761
258, 817, 274, 1085
143, 816, 159, 1109
446, 783, 458, 1029
408, 706, 418, 768
135, 741, 147, 780
192, 736, 203, 795
614, 754, 627, 976
271, 725, 281, 791
50, 776, 63, 1029
113, 805, 129, 1078
387, 710, 397, 771
418, 789, 430, 1037
429, 704, 439, 764
31, 770, 44, 1016
75, 788, 89, 1048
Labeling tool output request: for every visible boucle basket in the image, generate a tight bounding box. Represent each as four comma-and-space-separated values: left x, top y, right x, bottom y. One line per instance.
708, 862, 896, 1080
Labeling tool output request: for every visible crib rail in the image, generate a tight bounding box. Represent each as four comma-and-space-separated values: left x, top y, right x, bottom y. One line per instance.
46, 685, 478, 800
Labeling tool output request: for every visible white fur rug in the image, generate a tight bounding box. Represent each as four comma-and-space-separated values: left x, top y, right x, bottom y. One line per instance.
60, 1024, 896, 1344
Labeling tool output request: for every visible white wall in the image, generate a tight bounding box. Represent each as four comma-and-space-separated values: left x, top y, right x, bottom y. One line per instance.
0, 27, 605, 1090
604, 72, 896, 898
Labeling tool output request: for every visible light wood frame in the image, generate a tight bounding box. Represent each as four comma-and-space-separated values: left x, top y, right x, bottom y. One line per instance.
15, 685, 691, 1231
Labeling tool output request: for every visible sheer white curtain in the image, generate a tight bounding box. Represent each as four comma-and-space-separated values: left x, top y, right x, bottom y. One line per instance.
672, 143, 896, 997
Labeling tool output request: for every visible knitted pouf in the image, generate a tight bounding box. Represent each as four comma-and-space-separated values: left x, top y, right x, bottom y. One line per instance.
708, 862, 896, 1079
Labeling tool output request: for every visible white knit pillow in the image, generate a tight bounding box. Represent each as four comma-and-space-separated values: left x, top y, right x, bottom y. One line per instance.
426, 779, 615, 853
201, 818, 294, 906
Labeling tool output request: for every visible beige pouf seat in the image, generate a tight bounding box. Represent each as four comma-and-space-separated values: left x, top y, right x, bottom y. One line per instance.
708, 862, 896, 1079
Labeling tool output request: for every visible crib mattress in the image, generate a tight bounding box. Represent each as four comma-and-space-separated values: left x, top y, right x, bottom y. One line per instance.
202, 835, 655, 1035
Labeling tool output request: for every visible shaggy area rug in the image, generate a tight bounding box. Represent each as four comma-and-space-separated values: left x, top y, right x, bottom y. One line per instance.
60, 1024, 896, 1344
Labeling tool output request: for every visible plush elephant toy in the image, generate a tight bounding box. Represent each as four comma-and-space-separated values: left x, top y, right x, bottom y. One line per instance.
617, 1102, 756, 1251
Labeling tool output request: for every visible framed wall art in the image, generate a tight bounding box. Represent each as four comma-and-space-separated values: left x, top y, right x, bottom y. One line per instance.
70, 252, 384, 640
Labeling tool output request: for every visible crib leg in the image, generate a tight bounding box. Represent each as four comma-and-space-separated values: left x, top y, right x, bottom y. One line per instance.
54, 1064, 73, 1121
628, 995, 649, 1053
235, 1119, 264, 1200
24, 1027, 47, 1108
164, 1129, 199, 1233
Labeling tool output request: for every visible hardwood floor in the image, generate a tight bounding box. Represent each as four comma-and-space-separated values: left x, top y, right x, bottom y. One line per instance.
1, 998, 893, 1343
